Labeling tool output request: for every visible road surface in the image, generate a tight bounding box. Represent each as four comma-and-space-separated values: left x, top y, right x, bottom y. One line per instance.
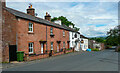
3, 49, 118, 71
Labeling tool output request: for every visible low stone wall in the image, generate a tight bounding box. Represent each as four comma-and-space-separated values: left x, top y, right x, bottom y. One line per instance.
24, 48, 75, 61
66, 49, 73, 53
24, 54, 49, 61
53, 52, 64, 56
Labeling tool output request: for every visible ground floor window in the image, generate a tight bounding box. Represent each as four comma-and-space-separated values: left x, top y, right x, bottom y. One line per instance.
51, 42, 53, 50
29, 42, 34, 54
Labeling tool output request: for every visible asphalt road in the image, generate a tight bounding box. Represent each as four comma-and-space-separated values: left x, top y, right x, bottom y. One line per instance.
3, 49, 118, 71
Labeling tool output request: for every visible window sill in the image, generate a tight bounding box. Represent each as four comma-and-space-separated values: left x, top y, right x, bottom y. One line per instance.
50, 34, 55, 37
28, 32, 34, 34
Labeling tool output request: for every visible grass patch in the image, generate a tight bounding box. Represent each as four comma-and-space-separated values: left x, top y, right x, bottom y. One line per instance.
66, 48, 72, 51
2, 62, 9, 63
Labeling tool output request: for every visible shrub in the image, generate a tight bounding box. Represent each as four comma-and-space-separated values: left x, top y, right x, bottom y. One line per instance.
67, 48, 71, 51
91, 48, 99, 51
118, 48, 120, 52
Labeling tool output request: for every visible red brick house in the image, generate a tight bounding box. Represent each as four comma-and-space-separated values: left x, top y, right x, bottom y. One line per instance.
2, 2, 77, 62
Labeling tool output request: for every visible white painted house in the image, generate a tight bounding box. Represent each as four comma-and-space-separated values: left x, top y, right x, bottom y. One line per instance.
69, 25, 80, 51
80, 34, 88, 51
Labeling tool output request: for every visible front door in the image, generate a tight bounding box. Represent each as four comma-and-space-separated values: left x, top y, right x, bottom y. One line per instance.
41, 43, 44, 54
57, 43, 59, 52
9, 45, 17, 61
67, 42, 70, 49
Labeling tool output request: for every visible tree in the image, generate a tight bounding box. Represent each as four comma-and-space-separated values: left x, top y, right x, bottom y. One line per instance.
89, 37, 106, 43
51, 16, 80, 31
106, 25, 120, 46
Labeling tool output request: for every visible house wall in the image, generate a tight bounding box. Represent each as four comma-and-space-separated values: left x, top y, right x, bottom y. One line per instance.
17, 18, 47, 55
69, 31, 80, 51
47, 26, 69, 52
80, 38, 88, 51
14, 18, 70, 58
2, 8, 18, 62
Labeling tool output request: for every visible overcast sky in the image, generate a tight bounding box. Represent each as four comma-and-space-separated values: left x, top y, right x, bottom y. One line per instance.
6, 1, 118, 37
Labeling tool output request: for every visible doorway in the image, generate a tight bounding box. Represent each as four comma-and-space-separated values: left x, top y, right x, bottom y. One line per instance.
41, 43, 44, 54
9, 45, 17, 61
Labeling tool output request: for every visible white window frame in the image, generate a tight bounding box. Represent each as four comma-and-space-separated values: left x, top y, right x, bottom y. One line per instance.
63, 31, 65, 36
28, 22, 33, 32
51, 42, 53, 50
29, 42, 34, 54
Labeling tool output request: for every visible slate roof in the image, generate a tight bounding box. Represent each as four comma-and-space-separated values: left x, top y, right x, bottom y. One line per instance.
80, 34, 89, 39
3, 7, 79, 33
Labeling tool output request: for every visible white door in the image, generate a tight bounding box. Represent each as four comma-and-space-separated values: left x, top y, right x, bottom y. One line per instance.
57, 44, 59, 52
41, 43, 43, 54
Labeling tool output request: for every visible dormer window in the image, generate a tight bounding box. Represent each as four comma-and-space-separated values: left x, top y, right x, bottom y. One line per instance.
63, 31, 65, 36
28, 22, 33, 32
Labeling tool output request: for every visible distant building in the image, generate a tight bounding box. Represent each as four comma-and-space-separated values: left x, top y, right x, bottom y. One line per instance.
88, 40, 105, 50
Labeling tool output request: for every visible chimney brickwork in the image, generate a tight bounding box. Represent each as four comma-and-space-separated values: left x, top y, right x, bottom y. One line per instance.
45, 12, 51, 21
27, 4, 35, 16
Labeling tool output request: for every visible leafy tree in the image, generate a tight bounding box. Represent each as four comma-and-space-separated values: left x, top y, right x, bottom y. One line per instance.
51, 16, 79, 31
106, 25, 120, 46
89, 37, 106, 43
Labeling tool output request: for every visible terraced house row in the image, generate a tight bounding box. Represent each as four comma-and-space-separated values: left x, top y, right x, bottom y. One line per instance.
1, 1, 80, 62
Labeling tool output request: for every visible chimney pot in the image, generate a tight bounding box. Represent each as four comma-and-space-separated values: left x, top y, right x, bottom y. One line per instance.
45, 12, 51, 21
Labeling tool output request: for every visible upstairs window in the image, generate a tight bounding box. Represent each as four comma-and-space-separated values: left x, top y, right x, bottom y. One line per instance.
50, 28, 53, 35
63, 31, 65, 36
28, 22, 33, 32
75, 33, 77, 38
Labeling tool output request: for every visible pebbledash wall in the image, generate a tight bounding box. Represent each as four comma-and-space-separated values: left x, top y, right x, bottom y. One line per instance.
2, 2, 73, 62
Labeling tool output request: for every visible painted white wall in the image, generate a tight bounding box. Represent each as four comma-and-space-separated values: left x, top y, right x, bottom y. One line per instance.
69, 31, 80, 51
80, 38, 88, 51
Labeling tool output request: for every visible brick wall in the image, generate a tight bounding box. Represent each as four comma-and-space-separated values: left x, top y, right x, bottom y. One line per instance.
47, 26, 69, 52
17, 18, 47, 55
2, 8, 18, 62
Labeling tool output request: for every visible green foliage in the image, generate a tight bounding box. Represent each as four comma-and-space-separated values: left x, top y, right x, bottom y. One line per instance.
89, 37, 106, 43
91, 48, 99, 51
51, 16, 79, 31
118, 48, 120, 52
66, 48, 71, 51
2, 62, 9, 63
106, 25, 120, 46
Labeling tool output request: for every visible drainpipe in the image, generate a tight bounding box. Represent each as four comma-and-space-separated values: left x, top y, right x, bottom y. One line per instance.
46, 25, 47, 52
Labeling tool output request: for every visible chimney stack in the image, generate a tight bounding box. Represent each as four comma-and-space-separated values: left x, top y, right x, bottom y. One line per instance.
2, 0, 6, 7
27, 4, 35, 16
45, 12, 51, 21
